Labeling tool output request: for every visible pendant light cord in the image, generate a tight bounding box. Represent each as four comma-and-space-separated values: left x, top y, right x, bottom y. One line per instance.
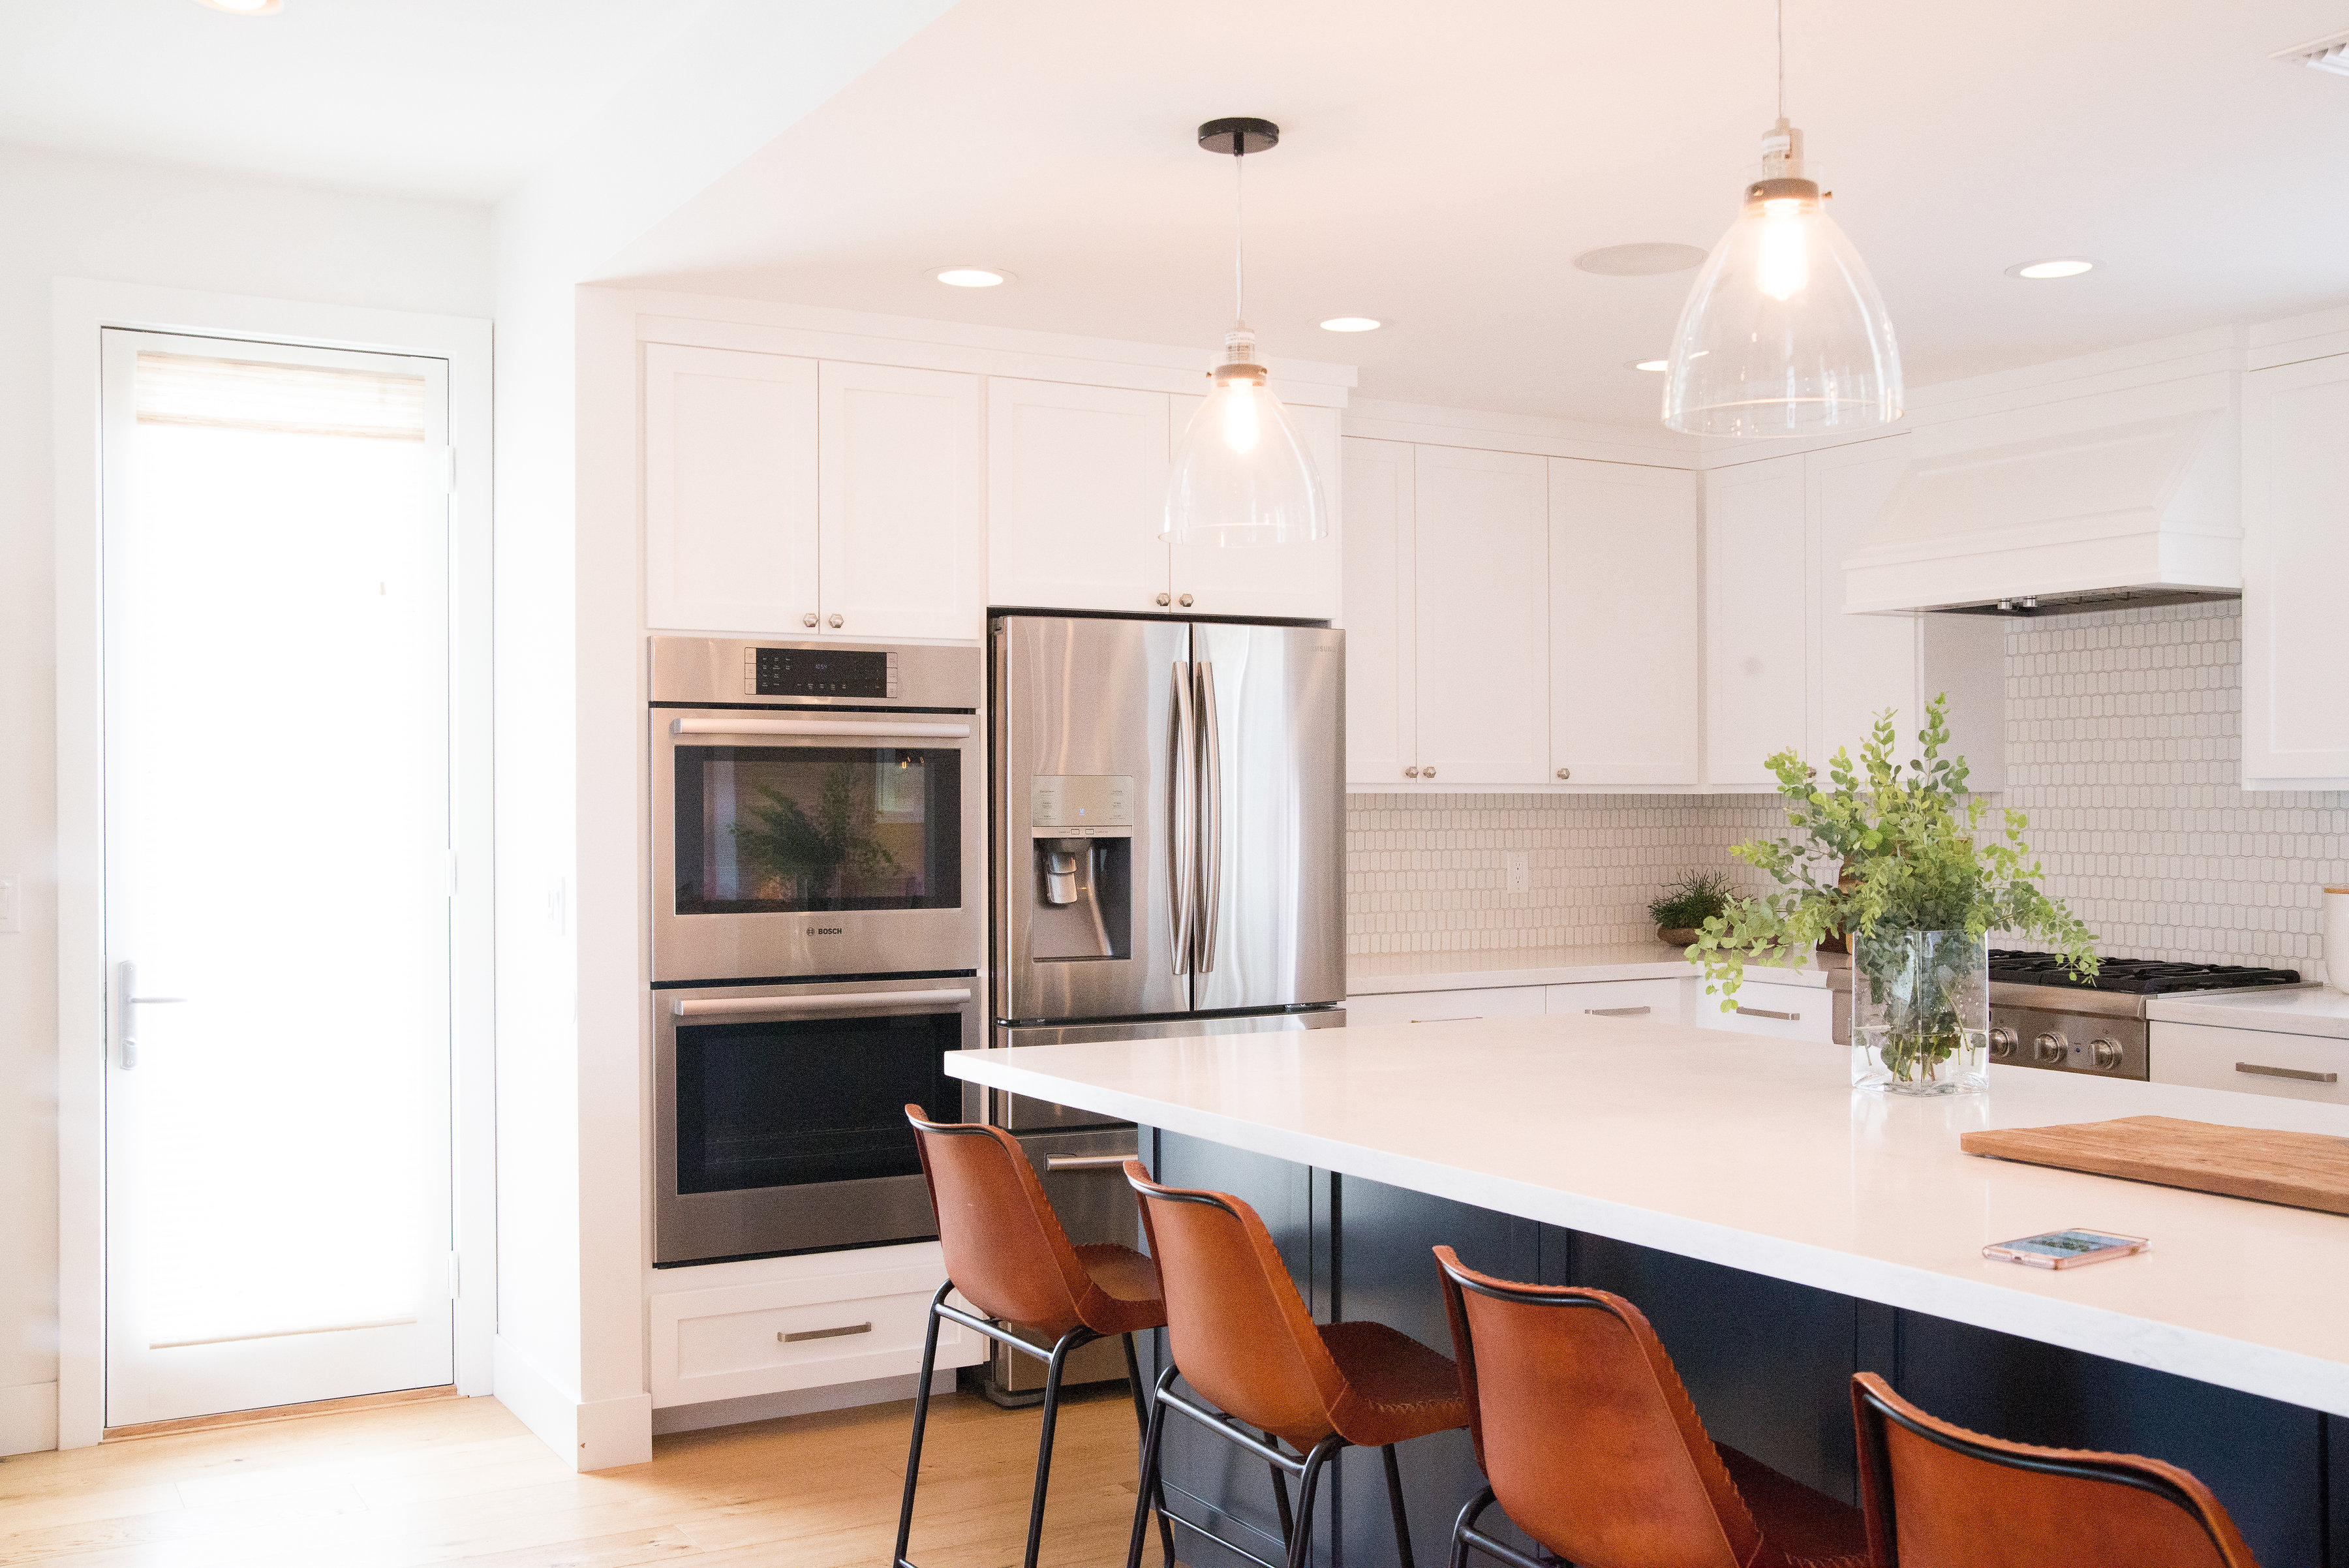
1233, 147, 1246, 324
1775, 0, 1785, 120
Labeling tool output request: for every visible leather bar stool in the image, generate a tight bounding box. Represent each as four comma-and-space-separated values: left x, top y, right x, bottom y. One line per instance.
895, 1107, 1176, 1568
1434, 1246, 1869, 1568
1124, 1160, 1469, 1568
1850, 1372, 2260, 1567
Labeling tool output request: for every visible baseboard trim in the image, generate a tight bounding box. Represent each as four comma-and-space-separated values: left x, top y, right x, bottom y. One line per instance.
492, 1336, 652, 1472
102, 1384, 457, 1442
1, 1382, 59, 1456
651, 1366, 953, 1436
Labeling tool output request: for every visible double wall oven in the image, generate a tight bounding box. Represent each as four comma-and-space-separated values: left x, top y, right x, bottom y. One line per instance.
650, 636, 985, 1266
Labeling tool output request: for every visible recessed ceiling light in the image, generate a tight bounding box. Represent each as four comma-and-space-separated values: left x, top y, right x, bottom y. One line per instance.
929, 266, 1011, 288
1574, 243, 1709, 277
1628, 359, 1670, 372
196, 0, 283, 12
2007, 258, 2096, 280
1319, 317, 1381, 332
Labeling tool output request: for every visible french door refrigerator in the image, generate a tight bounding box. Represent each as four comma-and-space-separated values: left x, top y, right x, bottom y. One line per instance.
989, 612, 1347, 1133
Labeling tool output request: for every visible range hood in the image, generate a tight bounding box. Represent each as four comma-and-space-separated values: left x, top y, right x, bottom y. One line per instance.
1843, 394, 2241, 617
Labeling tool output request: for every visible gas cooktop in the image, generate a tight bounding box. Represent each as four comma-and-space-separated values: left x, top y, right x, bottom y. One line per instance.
1987, 949, 2302, 996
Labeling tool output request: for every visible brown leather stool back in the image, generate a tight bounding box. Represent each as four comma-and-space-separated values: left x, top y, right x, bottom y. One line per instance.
1851, 1373, 2260, 1568
1436, 1246, 1765, 1568
906, 1105, 1093, 1340
1126, 1163, 1349, 1450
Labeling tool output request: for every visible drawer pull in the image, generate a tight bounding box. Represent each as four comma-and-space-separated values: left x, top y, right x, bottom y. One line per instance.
2235, 1062, 2339, 1084
781, 1321, 873, 1344
1412, 1017, 1479, 1024
1735, 1006, 1800, 1022
1586, 1006, 1651, 1017
1044, 1154, 1129, 1172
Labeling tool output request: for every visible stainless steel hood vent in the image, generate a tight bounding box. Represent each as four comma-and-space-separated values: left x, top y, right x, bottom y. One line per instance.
1937, 585, 2240, 619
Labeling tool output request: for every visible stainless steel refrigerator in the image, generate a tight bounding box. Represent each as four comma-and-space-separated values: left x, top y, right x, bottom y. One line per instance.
976, 611, 1347, 1398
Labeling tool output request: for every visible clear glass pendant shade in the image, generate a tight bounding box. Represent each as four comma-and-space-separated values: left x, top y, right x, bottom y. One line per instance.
1163, 329, 1327, 546
1663, 170, 1903, 437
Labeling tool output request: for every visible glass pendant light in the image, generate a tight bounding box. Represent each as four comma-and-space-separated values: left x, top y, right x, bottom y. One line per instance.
1663, 0, 1902, 437
1164, 117, 1327, 546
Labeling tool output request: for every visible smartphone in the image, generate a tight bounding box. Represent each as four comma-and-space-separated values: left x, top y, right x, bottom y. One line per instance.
1982, 1229, 2149, 1269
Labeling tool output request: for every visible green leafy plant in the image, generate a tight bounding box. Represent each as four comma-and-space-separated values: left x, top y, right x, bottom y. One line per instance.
1649, 870, 1736, 932
1688, 696, 2096, 1080
733, 762, 900, 906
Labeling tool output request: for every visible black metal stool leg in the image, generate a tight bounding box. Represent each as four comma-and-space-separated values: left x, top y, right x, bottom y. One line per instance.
892, 1282, 953, 1568
1448, 1485, 1496, 1568
1285, 1434, 1346, 1568
1021, 1325, 1090, 1568
1125, 1364, 1178, 1568
1382, 1443, 1418, 1568
1268, 1431, 1297, 1550
1120, 1333, 1177, 1568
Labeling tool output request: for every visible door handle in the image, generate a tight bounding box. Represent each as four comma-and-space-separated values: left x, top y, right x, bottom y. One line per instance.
1585, 1006, 1651, 1017
117, 960, 187, 1070
2235, 1062, 2339, 1084
1195, 660, 1222, 975
780, 1321, 870, 1343
670, 716, 970, 739
1169, 661, 1194, 976
1734, 1005, 1800, 1022
1043, 1154, 1130, 1172
670, 987, 972, 1017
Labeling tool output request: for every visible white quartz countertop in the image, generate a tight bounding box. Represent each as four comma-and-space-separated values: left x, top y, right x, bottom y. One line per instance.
2148, 985, 2349, 1041
948, 1017, 2349, 1417
1346, 942, 1842, 994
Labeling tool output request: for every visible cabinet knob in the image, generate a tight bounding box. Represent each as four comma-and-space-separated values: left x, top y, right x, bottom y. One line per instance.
1155, 593, 1171, 607
1556, 767, 1571, 780
1422, 767, 1437, 778
828, 613, 844, 629
803, 613, 817, 628
1178, 593, 1193, 607
1404, 767, 1419, 778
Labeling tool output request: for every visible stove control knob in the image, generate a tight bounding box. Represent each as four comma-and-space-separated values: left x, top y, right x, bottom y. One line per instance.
2090, 1038, 2125, 1072
1988, 1027, 2019, 1060
2033, 1031, 2068, 1066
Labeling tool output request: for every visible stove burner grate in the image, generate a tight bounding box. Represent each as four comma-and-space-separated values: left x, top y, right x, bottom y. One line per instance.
1987, 948, 2302, 995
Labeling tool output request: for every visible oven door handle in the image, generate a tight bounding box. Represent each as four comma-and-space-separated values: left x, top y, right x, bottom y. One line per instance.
668, 716, 972, 739
670, 987, 974, 1018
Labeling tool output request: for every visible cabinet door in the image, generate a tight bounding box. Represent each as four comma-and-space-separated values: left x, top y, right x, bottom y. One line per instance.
1704, 454, 1808, 786
818, 363, 983, 640
2243, 356, 2349, 785
2149, 1022, 2349, 1104
644, 344, 819, 634
1343, 987, 1548, 1027
1809, 438, 1924, 764
1342, 437, 1415, 786
1169, 394, 1343, 621
1412, 446, 1550, 784
1549, 458, 1701, 785
986, 379, 1170, 615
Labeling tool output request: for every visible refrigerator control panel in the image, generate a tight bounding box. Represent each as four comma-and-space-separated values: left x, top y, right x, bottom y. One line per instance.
1028, 775, 1133, 838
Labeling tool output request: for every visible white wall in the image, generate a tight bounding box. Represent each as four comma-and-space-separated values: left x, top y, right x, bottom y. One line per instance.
0, 143, 491, 1454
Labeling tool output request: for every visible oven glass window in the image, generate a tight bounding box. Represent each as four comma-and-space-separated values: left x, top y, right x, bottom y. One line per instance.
674, 1011, 962, 1194
674, 745, 960, 914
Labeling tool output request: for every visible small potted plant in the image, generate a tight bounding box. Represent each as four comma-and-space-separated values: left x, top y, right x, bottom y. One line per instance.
1688, 696, 2097, 1095
1649, 871, 1734, 947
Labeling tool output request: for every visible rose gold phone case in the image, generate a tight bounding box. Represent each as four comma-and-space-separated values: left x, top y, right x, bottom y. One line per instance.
1983, 1230, 2149, 1270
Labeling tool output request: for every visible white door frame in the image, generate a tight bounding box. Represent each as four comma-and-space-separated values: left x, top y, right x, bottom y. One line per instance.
52, 279, 496, 1447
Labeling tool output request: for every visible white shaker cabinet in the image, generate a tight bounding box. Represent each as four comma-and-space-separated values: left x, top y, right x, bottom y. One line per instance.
1704, 453, 1809, 786
1341, 437, 1417, 785
987, 378, 1172, 615
2241, 354, 2349, 786
1168, 393, 1343, 621
818, 362, 985, 641
643, 344, 820, 634
1548, 458, 1701, 785
1412, 446, 1551, 785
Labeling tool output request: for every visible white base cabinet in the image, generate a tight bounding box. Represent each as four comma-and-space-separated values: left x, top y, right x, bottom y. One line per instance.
1544, 977, 1689, 1024
2150, 1022, 2348, 1105
1343, 986, 1548, 1028
1691, 979, 1834, 1042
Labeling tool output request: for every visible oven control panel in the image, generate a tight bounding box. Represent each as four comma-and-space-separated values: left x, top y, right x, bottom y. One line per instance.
743, 646, 899, 699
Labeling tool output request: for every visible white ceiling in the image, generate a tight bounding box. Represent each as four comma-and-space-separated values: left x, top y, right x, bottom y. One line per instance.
0, 0, 719, 201
604, 0, 2349, 425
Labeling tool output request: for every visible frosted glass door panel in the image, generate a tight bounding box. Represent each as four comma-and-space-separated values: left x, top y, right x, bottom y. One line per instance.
100, 331, 455, 1426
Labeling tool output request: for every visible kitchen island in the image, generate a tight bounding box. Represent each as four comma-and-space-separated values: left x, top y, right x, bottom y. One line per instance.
949, 1017, 2349, 1568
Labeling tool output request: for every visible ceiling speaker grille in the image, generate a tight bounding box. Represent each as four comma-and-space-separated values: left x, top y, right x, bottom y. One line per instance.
2275, 29, 2349, 76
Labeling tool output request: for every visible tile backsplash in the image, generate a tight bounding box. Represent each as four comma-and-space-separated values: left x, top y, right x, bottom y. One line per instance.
1345, 602, 2348, 983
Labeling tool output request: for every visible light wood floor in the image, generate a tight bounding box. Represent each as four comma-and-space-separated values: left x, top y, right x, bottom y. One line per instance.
0, 1382, 1167, 1567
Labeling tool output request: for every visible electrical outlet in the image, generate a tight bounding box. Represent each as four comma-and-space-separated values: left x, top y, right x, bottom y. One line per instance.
1505, 852, 1530, 895
0, 876, 19, 933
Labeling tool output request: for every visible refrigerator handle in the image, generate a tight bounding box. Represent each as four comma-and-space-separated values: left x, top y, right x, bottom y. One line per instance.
1195, 660, 1223, 973
1169, 660, 1195, 975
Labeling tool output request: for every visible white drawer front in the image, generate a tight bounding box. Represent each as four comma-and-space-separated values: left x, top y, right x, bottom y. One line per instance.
1693, 979, 1832, 1041
1544, 977, 1689, 1024
1344, 986, 1548, 1028
650, 1258, 983, 1407
2150, 1022, 2349, 1104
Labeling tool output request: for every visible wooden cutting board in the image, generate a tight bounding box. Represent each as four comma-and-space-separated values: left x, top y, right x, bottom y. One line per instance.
1959, 1115, 2349, 1216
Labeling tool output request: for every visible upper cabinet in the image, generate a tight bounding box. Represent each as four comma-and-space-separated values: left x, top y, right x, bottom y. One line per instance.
2242, 354, 2349, 787
1550, 458, 1701, 785
986, 379, 1169, 616
1168, 393, 1344, 622
1340, 438, 1415, 785
1703, 453, 1809, 786
643, 345, 983, 639
1413, 446, 1551, 784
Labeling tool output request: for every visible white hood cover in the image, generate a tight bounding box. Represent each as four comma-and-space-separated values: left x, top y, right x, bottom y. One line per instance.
1843, 393, 2241, 615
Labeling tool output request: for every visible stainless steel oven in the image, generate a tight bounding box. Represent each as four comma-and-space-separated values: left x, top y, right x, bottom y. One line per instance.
653, 976, 983, 1265
651, 636, 984, 984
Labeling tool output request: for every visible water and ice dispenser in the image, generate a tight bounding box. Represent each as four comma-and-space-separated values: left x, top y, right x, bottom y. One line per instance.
1026, 775, 1132, 961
